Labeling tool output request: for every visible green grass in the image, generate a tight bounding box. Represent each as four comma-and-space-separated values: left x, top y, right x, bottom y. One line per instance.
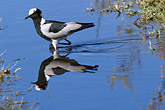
87, 0, 165, 38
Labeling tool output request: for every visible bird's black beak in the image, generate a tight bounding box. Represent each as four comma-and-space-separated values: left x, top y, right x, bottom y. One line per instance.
31, 82, 36, 84
25, 15, 31, 19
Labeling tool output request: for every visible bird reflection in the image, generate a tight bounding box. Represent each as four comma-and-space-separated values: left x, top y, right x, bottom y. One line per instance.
32, 50, 98, 91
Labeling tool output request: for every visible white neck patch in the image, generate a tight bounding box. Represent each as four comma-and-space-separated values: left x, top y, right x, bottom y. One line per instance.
40, 18, 46, 26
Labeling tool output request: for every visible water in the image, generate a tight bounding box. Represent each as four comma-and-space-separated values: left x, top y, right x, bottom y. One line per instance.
0, 0, 164, 110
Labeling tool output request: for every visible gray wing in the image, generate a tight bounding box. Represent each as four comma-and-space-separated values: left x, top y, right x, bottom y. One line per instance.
52, 67, 69, 75
46, 20, 67, 33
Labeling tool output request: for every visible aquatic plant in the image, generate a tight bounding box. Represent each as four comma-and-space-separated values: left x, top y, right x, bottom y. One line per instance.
0, 51, 21, 81
0, 51, 38, 110
87, 0, 165, 38
137, 0, 165, 25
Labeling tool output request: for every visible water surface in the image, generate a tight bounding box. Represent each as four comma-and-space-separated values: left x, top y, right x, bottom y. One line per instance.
0, 0, 164, 110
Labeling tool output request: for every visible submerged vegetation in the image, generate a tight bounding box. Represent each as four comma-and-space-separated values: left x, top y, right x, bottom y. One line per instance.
87, 0, 165, 38
0, 51, 37, 110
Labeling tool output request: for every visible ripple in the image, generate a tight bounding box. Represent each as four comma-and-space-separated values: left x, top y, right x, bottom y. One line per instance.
59, 36, 143, 53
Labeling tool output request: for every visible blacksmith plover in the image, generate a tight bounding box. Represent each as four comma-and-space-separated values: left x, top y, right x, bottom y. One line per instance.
25, 8, 95, 50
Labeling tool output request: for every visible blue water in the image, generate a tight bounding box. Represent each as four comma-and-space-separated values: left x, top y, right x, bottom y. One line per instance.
0, 0, 164, 110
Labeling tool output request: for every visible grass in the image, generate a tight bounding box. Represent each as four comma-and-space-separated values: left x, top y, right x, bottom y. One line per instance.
87, 0, 165, 39
0, 51, 38, 110
87, 0, 165, 54
0, 17, 38, 110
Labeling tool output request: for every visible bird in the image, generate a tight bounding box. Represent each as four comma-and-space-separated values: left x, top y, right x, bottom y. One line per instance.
31, 50, 98, 90
25, 8, 95, 50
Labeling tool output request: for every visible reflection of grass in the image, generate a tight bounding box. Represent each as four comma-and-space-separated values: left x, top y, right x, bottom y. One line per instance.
0, 51, 21, 81
148, 65, 165, 109
87, 0, 164, 38
0, 51, 38, 110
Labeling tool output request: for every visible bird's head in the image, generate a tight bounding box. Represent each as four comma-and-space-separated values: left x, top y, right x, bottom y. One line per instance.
25, 8, 42, 20
31, 81, 48, 91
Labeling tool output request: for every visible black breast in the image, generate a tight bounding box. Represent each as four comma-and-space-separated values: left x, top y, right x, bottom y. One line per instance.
33, 18, 51, 42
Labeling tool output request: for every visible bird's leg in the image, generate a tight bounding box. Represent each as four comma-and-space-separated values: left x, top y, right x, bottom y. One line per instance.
65, 39, 71, 45
59, 39, 71, 45
52, 40, 59, 51
52, 50, 60, 59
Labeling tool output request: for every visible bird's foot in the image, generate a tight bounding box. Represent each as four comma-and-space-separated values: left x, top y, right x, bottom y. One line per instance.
58, 46, 72, 52
49, 43, 72, 53
49, 43, 55, 53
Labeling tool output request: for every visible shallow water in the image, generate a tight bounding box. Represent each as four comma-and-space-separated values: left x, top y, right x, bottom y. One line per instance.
0, 0, 164, 110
